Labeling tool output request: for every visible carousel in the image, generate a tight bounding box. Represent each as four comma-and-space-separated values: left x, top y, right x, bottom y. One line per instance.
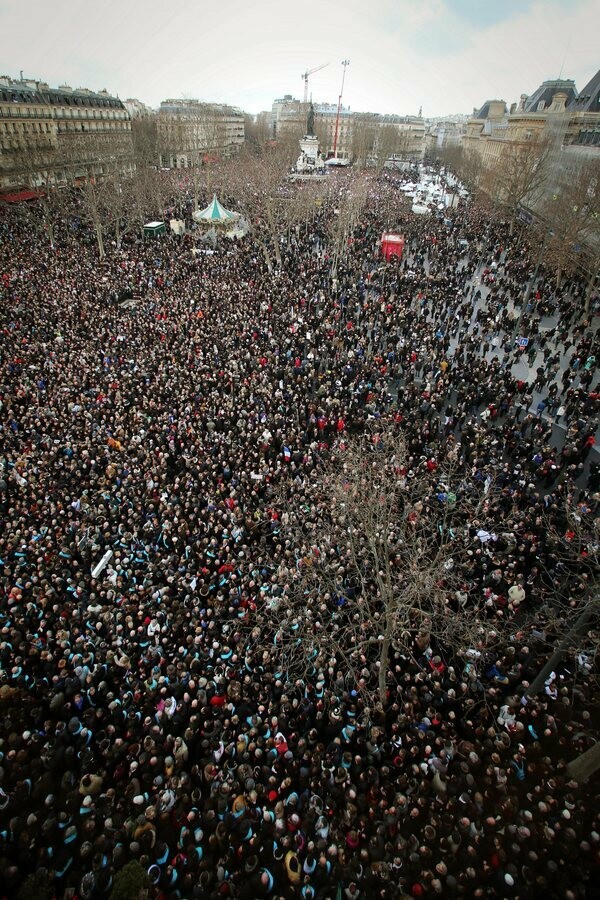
192, 194, 249, 241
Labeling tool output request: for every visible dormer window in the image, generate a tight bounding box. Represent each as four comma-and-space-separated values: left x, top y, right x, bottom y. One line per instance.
537, 101, 545, 112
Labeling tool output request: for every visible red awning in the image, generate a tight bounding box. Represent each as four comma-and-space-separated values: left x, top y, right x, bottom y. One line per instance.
0, 189, 42, 203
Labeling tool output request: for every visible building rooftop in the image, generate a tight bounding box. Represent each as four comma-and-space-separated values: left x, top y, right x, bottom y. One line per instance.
0, 75, 124, 108
568, 69, 600, 114
523, 78, 578, 113
160, 99, 242, 115
473, 100, 507, 120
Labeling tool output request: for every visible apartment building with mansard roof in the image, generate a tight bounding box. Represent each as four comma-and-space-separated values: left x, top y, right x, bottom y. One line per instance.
0, 74, 132, 190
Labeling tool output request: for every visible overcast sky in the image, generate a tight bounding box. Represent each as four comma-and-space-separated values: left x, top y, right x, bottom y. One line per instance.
1, 0, 597, 116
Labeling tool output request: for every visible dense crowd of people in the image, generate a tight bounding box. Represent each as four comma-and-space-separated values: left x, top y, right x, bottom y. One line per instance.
0, 167, 599, 899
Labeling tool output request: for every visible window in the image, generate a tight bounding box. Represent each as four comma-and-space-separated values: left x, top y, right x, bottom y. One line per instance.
537, 101, 545, 112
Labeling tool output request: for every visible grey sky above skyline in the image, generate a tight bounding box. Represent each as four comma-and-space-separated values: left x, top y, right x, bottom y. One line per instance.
1, 0, 597, 116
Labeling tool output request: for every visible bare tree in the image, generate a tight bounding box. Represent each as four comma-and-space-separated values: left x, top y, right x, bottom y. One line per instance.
228, 144, 295, 269
183, 104, 231, 209
351, 113, 378, 168
129, 115, 169, 220
372, 122, 403, 171
583, 257, 599, 320
525, 497, 599, 699
437, 145, 485, 204
243, 112, 271, 152
59, 132, 134, 258
540, 157, 600, 289
0, 140, 71, 247
259, 425, 496, 711
327, 175, 369, 277
131, 115, 160, 169
484, 134, 552, 233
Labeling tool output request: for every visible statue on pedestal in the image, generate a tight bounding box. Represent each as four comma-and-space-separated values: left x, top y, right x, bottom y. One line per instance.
292, 103, 325, 176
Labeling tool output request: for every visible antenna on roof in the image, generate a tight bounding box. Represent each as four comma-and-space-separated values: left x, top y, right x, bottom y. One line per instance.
558, 34, 572, 80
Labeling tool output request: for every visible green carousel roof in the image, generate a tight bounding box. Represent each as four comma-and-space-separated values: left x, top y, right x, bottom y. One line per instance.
195, 195, 238, 222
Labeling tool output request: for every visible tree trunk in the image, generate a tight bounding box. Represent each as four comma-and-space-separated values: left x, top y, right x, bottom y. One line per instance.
95, 222, 105, 260
566, 741, 600, 783
525, 603, 596, 697
257, 238, 272, 273
378, 632, 391, 709
265, 202, 282, 268
192, 160, 201, 212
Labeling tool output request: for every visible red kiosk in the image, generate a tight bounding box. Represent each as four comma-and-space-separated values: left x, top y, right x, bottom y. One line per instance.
381, 232, 405, 261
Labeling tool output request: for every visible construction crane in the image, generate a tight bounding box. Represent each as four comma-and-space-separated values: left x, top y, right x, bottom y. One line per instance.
301, 63, 329, 104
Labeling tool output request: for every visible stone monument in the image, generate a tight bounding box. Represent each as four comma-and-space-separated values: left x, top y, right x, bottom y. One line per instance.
295, 102, 324, 175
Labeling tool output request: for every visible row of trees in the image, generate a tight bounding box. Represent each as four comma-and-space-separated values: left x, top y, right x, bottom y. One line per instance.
3, 130, 169, 257
438, 137, 600, 300
4, 122, 354, 273
1, 104, 240, 257
350, 115, 416, 169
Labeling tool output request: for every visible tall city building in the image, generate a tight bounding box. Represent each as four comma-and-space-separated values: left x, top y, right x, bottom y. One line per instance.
0, 75, 131, 189
156, 99, 245, 168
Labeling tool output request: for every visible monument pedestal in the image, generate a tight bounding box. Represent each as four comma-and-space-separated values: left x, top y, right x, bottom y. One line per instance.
296, 135, 323, 174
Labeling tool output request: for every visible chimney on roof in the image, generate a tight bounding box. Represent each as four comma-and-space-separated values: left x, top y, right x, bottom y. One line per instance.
488, 100, 506, 119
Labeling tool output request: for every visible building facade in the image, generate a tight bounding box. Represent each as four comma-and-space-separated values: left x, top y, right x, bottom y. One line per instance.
461, 99, 509, 166
314, 103, 353, 160
461, 73, 600, 172
157, 99, 245, 168
123, 98, 154, 119
371, 114, 426, 163
0, 75, 132, 189
425, 119, 466, 155
271, 95, 304, 140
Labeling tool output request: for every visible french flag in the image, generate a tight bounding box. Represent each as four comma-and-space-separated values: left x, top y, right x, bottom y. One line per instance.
283, 446, 292, 463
